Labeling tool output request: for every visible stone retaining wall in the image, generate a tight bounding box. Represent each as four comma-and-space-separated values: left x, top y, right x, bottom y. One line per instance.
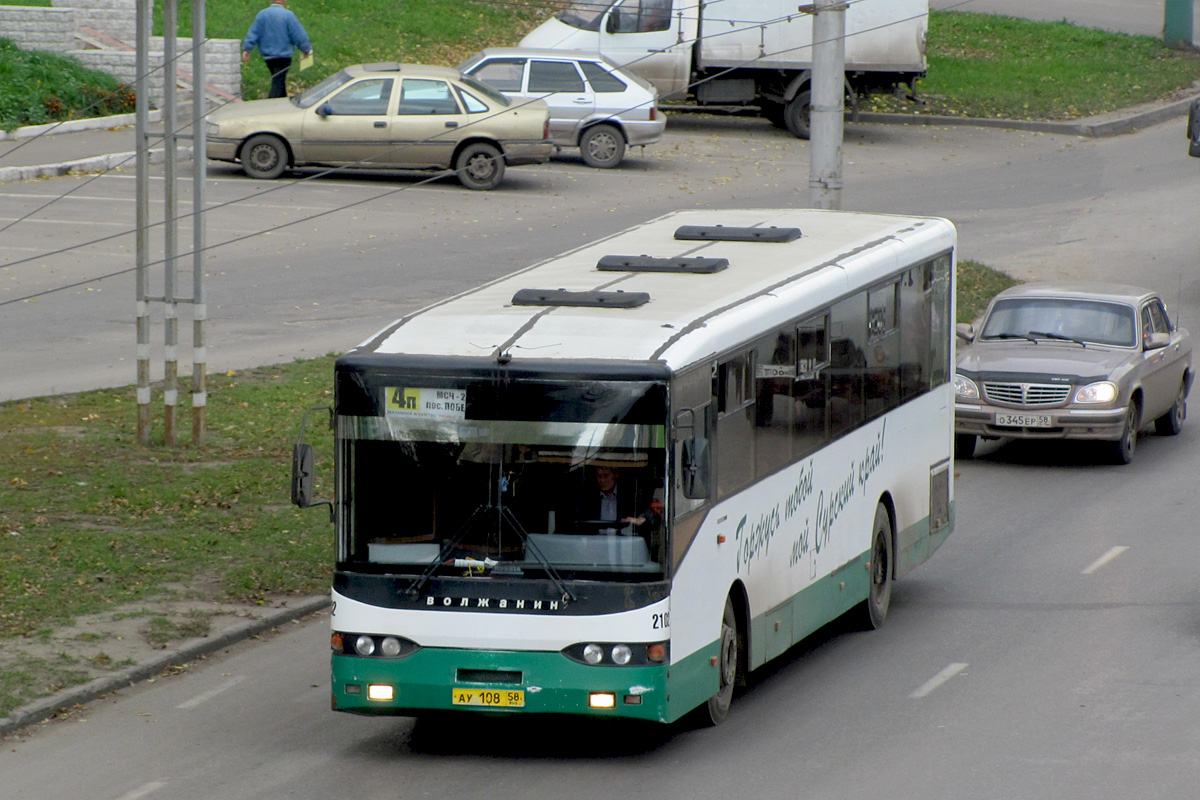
0, 3, 242, 104
0, 6, 77, 52
52, 0, 133, 44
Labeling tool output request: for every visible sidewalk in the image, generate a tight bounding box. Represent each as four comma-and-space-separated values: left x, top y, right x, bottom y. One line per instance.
2, 92, 1198, 184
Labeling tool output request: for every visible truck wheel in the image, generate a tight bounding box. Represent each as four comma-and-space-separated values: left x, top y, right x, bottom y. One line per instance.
761, 100, 787, 129
580, 123, 625, 168
784, 90, 812, 140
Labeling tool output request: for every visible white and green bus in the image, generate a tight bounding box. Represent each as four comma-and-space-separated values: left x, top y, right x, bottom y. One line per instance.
293, 208, 956, 725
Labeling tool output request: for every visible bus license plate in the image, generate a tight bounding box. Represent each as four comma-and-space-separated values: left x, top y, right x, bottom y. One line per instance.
995, 412, 1052, 428
452, 689, 524, 708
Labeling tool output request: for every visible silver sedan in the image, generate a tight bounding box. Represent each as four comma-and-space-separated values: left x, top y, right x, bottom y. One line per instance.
954, 282, 1192, 464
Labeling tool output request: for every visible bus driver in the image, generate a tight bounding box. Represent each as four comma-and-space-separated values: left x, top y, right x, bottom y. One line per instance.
577, 465, 662, 534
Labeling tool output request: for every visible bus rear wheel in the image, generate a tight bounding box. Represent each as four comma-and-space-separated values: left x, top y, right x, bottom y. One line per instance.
855, 503, 893, 630
703, 596, 740, 726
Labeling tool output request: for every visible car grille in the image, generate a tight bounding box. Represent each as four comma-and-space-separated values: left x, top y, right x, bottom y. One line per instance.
982, 382, 1071, 407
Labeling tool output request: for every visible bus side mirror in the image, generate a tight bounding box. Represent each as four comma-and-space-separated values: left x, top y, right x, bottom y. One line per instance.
291, 443, 315, 507
292, 405, 334, 521
682, 437, 710, 499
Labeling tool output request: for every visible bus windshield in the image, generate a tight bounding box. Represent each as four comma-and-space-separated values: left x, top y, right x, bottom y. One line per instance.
338, 378, 668, 580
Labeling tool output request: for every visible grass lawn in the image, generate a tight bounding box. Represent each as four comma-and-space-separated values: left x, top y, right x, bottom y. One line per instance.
867, 11, 1200, 119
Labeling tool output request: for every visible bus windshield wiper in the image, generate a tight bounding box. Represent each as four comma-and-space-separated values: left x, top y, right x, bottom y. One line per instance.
404, 503, 577, 604
1028, 330, 1087, 347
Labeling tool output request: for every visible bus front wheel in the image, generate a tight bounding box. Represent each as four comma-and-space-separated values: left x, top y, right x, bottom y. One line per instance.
703, 596, 740, 726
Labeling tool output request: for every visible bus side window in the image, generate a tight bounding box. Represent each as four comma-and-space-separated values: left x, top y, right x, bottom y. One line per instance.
865, 280, 901, 420
715, 352, 755, 499
926, 255, 952, 387
899, 267, 932, 400
827, 296, 867, 437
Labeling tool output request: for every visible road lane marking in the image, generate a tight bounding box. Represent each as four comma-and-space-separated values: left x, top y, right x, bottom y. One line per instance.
115, 781, 167, 800
911, 662, 969, 698
1082, 546, 1129, 575
176, 675, 246, 710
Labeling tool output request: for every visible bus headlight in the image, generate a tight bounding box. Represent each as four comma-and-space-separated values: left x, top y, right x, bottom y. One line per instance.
1074, 381, 1117, 404
336, 632, 421, 658
563, 641, 670, 666
954, 374, 980, 401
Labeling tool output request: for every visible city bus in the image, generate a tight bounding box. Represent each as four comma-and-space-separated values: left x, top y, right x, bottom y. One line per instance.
292, 208, 956, 725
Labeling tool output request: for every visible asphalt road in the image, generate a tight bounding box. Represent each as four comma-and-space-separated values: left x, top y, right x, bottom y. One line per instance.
1, 110, 1199, 798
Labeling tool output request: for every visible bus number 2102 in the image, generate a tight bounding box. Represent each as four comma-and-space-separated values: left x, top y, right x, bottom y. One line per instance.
652, 611, 670, 630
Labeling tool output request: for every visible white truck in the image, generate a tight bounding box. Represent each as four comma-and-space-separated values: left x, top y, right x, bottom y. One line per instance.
519, 0, 928, 139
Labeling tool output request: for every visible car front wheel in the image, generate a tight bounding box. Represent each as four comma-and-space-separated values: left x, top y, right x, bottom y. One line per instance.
1112, 401, 1140, 464
455, 143, 505, 190
240, 134, 288, 180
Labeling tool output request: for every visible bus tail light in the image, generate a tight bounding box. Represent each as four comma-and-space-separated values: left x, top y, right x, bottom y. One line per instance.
646, 644, 666, 662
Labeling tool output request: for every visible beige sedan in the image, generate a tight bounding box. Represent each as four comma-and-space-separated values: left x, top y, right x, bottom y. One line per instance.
206, 62, 552, 190
954, 282, 1192, 464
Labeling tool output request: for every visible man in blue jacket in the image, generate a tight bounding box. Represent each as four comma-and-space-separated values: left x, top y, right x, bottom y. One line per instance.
242, 0, 313, 99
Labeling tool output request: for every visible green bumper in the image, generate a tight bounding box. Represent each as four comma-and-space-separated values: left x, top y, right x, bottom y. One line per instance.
331, 647, 677, 723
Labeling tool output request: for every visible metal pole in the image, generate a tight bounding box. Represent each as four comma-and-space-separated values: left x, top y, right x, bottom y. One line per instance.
135, 0, 151, 445
1163, 0, 1194, 47
809, 0, 845, 210
163, 0, 179, 446
192, 0, 208, 447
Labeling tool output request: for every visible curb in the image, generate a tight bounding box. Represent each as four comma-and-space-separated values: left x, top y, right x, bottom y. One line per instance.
0, 146, 193, 184
0, 110, 163, 142
0, 595, 330, 738
854, 93, 1200, 137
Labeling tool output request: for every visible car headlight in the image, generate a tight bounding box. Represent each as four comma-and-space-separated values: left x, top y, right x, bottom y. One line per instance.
206, 122, 220, 137
954, 374, 980, 401
1074, 381, 1117, 404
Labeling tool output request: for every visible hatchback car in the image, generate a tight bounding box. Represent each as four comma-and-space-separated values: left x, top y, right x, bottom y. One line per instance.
459, 48, 665, 168
954, 282, 1192, 464
206, 62, 552, 190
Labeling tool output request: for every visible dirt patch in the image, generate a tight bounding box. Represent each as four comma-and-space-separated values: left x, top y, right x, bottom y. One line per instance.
0, 593, 324, 721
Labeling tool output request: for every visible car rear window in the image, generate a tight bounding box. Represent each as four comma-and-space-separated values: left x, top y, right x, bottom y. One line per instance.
580, 61, 628, 93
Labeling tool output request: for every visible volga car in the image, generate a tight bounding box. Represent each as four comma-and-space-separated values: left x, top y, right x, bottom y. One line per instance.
954, 282, 1192, 464
206, 62, 552, 190
459, 48, 665, 168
